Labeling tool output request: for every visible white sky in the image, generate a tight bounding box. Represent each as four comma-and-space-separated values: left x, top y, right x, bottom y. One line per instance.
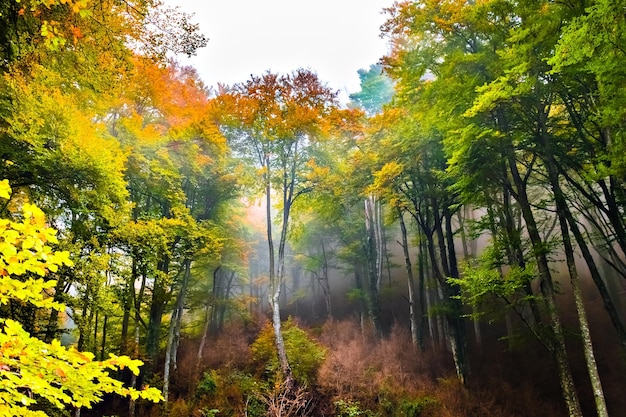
163, 0, 394, 103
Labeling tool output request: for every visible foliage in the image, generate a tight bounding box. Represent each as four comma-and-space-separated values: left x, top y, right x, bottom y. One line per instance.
200, 408, 220, 417
392, 397, 438, 417
194, 369, 265, 417
251, 318, 326, 386
0, 181, 162, 416
0, 0, 206, 64
449, 244, 539, 322
348, 63, 395, 117
334, 400, 375, 417
196, 371, 219, 398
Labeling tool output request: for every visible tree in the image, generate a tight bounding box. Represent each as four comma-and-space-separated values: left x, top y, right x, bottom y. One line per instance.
218, 69, 339, 390
349, 63, 395, 117
0, 180, 161, 416
380, 0, 619, 414
0, 0, 206, 68
103, 59, 233, 404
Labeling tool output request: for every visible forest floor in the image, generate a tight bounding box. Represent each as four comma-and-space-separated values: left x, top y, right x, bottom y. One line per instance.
86, 320, 623, 417
90, 316, 626, 417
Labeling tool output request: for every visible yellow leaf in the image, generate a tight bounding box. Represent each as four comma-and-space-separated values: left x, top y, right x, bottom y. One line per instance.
0, 180, 10, 199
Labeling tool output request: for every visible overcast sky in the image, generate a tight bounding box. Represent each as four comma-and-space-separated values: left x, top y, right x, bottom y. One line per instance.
163, 0, 394, 102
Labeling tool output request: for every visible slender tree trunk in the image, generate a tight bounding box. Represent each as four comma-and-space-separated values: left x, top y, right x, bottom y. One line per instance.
129, 314, 140, 417
197, 302, 211, 365
598, 177, 626, 256
553, 158, 626, 351
375, 199, 385, 290
382, 221, 393, 284
549, 161, 608, 417
218, 270, 236, 332
145, 256, 170, 378
444, 208, 470, 385
162, 307, 179, 404
120, 290, 131, 355
398, 208, 419, 347
163, 258, 192, 403
93, 309, 99, 356
100, 315, 108, 361
507, 152, 583, 417
492, 184, 542, 329
129, 271, 147, 417
209, 267, 221, 336
265, 154, 294, 389
365, 195, 383, 338
121, 255, 138, 355
417, 232, 427, 351
320, 241, 332, 318
435, 282, 447, 351
567, 212, 626, 352
458, 209, 482, 346
44, 277, 67, 343
425, 232, 445, 348
423, 213, 468, 381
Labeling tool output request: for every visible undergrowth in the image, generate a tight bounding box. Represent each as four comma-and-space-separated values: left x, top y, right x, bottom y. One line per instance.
133, 318, 568, 417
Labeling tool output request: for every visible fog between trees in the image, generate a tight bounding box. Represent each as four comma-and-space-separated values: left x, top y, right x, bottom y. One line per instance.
1, 1, 626, 416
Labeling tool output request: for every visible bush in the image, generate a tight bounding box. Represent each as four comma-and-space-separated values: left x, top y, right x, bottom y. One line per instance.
251, 318, 326, 385
334, 399, 375, 417
197, 371, 219, 397
396, 397, 438, 416
169, 398, 192, 417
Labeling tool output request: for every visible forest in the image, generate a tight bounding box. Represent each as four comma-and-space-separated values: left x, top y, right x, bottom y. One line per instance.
1, 0, 625, 416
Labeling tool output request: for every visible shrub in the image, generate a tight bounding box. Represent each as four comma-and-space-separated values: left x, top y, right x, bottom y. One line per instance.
396, 397, 438, 417
196, 371, 219, 397
169, 398, 192, 417
334, 399, 375, 417
251, 318, 326, 385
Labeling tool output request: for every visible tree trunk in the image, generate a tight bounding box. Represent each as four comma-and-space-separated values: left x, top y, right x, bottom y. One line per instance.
100, 315, 108, 361
163, 258, 191, 403
218, 270, 236, 333
128, 267, 147, 417
44, 277, 67, 343
145, 255, 171, 378
550, 161, 608, 417
364, 195, 383, 338
320, 241, 332, 318
129, 315, 140, 417
444, 207, 470, 385
423, 216, 468, 382
120, 255, 139, 355
458, 209, 482, 346
417, 232, 427, 351
507, 152, 583, 417
120, 288, 131, 355
197, 301, 211, 366
266, 153, 294, 389
209, 266, 222, 336
398, 207, 419, 347
552, 158, 626, 351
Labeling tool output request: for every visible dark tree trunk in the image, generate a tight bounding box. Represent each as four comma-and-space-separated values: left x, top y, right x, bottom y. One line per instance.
398, 207, 419, 347
507, 150, 582, 417
163, 258, 192, 403
549, 161, 608, 417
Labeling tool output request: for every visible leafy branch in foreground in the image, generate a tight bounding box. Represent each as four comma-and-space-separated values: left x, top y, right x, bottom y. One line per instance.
0, 179, 162, 416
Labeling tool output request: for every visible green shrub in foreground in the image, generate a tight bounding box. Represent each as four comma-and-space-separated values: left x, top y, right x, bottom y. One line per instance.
250, 317, 326, 386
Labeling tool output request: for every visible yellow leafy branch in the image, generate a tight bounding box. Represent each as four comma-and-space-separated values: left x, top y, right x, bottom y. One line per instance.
0, 181, 162, 415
